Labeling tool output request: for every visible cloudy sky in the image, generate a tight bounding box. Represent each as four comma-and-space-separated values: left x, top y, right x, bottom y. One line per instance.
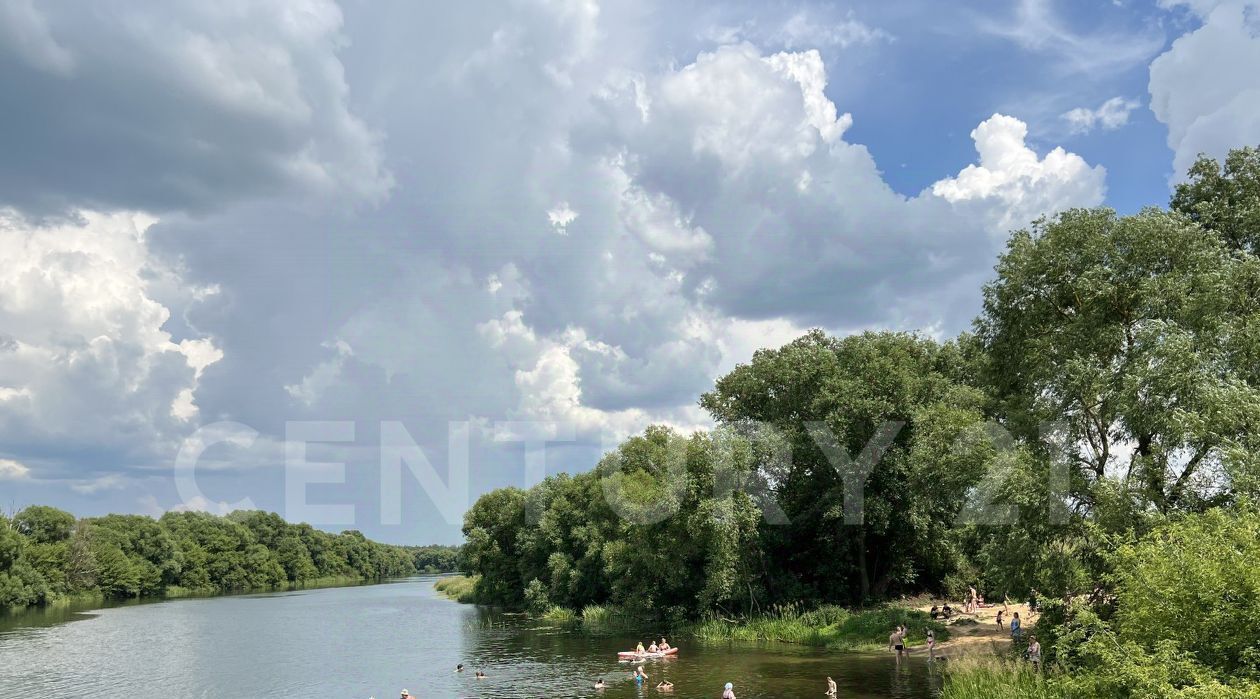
1, 0, 1257, 543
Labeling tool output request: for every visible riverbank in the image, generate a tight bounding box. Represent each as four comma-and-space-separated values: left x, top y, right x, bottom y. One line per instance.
433, 574, 482, 603
434, 575, 976, 653
683, 604, 949, 651
2, 574, 441, 624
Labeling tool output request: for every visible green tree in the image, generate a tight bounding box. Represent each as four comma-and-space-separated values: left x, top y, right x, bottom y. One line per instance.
979, 208, 1260, 519
14, 505, 76, 544
701, 330, 992, 603
1172, 146, 1260, 253
1109, 507, 1260, 680
462, 487, 528, 605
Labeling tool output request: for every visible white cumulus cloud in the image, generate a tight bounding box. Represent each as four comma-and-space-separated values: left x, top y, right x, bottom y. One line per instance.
1149, 0, 1260, 178
0, 209, 221, 459
932, 114, 1107, 231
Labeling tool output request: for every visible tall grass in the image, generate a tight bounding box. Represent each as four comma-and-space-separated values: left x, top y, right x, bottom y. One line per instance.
434, 575, 481, 603
685, 603, 946, 650
540, 605, 578, 623
939, 657, 1062, 699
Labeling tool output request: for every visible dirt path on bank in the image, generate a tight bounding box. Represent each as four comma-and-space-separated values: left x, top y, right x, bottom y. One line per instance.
902, 599, 1038, 659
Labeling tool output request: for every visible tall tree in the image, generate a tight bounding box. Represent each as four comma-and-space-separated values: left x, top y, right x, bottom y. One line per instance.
701, 330, 992, 603
1172, 146, 1260, 254
978, 207, 1260, 517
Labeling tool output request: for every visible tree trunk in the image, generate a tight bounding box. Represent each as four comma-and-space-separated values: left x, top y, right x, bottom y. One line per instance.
857, 529, 870, 602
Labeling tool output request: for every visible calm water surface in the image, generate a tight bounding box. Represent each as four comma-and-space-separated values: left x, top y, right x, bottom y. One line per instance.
0, 577, 943, 698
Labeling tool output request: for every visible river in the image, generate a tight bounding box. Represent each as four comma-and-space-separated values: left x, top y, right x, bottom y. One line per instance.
0, 576, 943, 698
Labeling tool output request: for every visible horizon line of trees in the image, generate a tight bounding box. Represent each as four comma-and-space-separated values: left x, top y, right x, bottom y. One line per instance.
459, 147, 1260, 693
0, 505, 460, 609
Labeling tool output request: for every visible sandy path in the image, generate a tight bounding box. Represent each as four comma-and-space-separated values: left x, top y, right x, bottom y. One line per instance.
902, 600, 1038, 659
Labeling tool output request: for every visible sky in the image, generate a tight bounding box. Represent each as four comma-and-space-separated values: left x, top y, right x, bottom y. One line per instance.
1, 0, 1259, 544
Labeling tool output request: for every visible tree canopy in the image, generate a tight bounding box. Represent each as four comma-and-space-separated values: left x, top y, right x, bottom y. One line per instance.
0, 506, 427, 608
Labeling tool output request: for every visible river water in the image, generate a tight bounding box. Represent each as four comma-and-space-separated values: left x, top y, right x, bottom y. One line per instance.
0, 576, 943, 698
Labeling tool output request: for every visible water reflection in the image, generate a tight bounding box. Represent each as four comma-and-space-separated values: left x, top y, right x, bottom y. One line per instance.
1, 578, 941, 699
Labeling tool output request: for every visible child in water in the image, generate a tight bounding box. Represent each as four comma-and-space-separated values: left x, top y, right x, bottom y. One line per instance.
722, 682, 736, 699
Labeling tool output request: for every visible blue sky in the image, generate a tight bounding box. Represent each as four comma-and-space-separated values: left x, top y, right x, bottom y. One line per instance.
1, 0, 1258, 543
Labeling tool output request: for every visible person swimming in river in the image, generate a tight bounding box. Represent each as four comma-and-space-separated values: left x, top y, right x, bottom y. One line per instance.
657, 680, 673, 691
456, 663, 464, 673
722, 681, 736, 699
475, 670, 486, 679
594, 678, 606, 690
633, 666, 648, 685
826, 676, 837, 696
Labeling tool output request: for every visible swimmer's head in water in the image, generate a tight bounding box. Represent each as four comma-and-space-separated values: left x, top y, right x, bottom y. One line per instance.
725, 682, 733, 690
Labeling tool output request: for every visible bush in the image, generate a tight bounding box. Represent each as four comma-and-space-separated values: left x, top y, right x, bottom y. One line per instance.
524, 578, 551, 614
1108, 508, 1260, 681
540, 605, 577, 623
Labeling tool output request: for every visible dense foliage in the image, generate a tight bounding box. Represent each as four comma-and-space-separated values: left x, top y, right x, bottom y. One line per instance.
406, 544, 462, 574
0, 508, 426, 608
460, 147, 1260, 695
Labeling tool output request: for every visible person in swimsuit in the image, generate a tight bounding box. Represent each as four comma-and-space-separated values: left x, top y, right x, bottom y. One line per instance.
648, 641, 659, 653
659, 637, 670, 651
889, 628, 905, 655
634, 666, 648, 685
996, 610, 1004, 629
657, 680, 673, 691
722, 682, 736, 699
926, 629, 936, 661
826, 676, 837, 696
636, 641, 646, 655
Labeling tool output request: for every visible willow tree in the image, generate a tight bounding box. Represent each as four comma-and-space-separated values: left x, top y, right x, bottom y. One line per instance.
1172, 145, 1260, 254
978, 207, 1260, 519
